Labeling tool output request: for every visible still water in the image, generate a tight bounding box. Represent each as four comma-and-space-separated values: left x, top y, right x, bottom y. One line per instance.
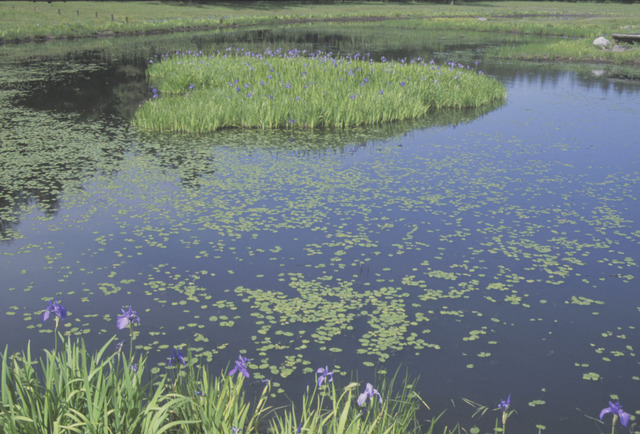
1, 26, 639, 432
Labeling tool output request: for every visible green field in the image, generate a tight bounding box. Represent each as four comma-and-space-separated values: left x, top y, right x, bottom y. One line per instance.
2, 1, 639, 64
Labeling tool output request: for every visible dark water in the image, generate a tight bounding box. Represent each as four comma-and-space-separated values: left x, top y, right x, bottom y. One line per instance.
1, 26, 640, 433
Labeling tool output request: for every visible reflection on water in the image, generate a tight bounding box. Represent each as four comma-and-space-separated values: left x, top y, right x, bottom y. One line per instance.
1, 25, 640, 433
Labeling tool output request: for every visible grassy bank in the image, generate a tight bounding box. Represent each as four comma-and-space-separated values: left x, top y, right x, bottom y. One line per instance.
132, 49, 505, 132
488, 38, 640, 65
0, 1, 471, 43
1, 1, 639, 43
2, 2, 640, 65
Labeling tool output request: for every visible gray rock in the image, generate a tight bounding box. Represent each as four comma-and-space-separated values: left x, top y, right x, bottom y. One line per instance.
593, 36, 612, 50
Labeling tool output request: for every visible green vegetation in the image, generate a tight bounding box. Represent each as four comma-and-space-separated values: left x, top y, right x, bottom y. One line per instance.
2, 1, 640, 65
0, 336, 463, 433
2, 2, 640, 433
489, 38, 640, 65
269, 372, 429, 433
0, 336, 268, 433
0, 2, 636, 43
383, 14, 631, 39
0, 1, 470, 43
385, 15, 640, 65
133, 50, 505, 132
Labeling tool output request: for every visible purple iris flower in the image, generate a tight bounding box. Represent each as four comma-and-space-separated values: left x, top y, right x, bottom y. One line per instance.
229, 355, 251, 378
117, 306, 140, 330
357, 383, 382, 406
498, 394, 511, 412
600, 401, 630, 427
43, 300, 67, 322
400, 81, 406, 87
316, 366, 334, 387
168, 347, 186, 367
231, 427, 241, 434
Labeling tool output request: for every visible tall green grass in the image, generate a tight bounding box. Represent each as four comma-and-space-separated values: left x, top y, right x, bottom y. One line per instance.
0, 336, 270, 433
132, 49, 505, 133
269, 370, 428, 433
1, 335, 474, 433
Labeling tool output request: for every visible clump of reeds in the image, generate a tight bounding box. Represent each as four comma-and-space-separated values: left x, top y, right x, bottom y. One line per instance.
1, 334, 444, 433
132, 48, 506, 133
0, 336, 270, 433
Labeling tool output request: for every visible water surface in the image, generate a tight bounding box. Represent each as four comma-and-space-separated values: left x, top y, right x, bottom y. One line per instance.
1, 26, 639, 432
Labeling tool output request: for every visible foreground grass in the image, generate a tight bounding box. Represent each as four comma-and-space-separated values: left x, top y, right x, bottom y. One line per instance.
0, 336, 453, 433
133, 49, 505, 132
1, 337, 268, 433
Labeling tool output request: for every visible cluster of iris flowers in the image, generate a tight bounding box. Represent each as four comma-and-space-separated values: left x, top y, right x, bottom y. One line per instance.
134, 47, 505, 133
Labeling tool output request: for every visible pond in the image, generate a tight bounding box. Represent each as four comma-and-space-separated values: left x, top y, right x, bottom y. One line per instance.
1, 24, 640, 432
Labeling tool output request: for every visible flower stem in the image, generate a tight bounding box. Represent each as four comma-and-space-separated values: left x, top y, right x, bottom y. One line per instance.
128, 323, 134, 363
54, 317, 59, 354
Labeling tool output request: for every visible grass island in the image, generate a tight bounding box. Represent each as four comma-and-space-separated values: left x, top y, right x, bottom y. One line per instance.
133, 48, 506, 133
